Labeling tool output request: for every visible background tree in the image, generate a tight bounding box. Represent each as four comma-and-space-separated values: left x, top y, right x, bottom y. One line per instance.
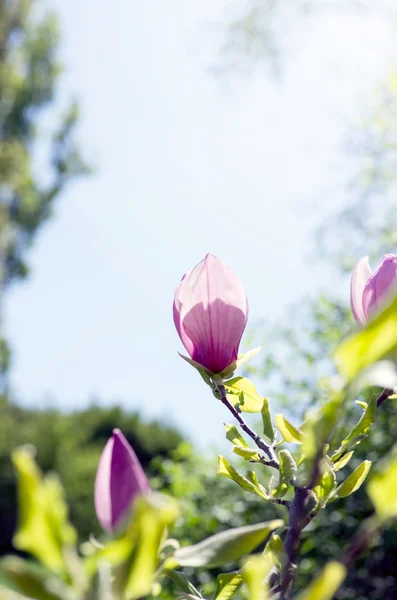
0, 0, 89, 381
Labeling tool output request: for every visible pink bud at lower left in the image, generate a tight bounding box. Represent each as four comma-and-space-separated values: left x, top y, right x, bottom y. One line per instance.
94, 429, 150, 534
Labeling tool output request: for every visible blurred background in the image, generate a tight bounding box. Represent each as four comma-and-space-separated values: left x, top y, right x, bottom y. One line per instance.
1, 1, 397, 598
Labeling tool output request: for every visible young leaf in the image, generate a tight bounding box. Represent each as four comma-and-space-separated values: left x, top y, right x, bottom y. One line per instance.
275, 414, 302, 444
314, 464, 336, 505
171, 520, 283, 568
218, 456, 268, 499
274, 450, 297, 498
368, 454, 397, 520
12, 448, 77, 575
263, 533, 285, 571
333, 451, 354, 472
295, 561, 346, 600
167, 570, 203, 598
214, 572, 244, 600
225, 424, 248, 447
261, 398, 275, 441
335, 461, 372, 498
123, 495, 179, 599
224, 377, 263, 413
332, 395, 376, 461
243, 554, 273, 600
233, 446, 261, 461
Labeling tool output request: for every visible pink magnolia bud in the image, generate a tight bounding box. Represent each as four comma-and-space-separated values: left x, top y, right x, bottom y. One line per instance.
350, 254, 397, 326
173, 253, 249, 374
94, 429, 150, 533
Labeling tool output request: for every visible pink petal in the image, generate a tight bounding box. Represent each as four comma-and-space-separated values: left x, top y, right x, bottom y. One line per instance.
350, 256, 371, 326
173, 254, 248, 373
362, 254, 397, 321
94, 429, 150, 533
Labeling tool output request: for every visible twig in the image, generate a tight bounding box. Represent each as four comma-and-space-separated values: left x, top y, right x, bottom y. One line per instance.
376, 387, 393, 407
280, 446, 325, 598
217, 383, 279, 469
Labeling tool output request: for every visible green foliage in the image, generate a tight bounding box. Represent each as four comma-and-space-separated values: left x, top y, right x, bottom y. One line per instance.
294, 562, 346, 600
170, 520, 283, 569
368, 452, 397, 521
275, 414, 302, 444
0, 397, 184, 555
335, 460, 371, 499
224, 377, 263, 413
214, 572, 243, 600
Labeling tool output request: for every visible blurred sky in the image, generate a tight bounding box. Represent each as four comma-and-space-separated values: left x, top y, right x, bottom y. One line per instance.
4, 1, 397, 448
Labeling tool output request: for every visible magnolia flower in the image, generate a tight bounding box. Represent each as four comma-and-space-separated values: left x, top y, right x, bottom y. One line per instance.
94, 429, 150, 533
173, 253, 248, 374
350, 254, 397, 326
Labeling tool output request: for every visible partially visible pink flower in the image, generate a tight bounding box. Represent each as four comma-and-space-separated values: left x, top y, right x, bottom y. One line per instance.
173, 253, 248, 374
350, 254, 397, 326
94, 429, 150, 534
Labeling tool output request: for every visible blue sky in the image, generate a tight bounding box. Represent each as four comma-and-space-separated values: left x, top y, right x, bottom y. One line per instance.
4, 2, 396, 448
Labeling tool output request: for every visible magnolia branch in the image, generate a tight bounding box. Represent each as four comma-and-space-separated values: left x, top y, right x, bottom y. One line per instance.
217, 384, 280, 470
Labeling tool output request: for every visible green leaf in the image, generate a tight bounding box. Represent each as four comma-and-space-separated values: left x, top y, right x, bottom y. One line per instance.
233, 446, 261, 461
302, 393, 342, 461
368, 453, 397, 520
333, 451, 354, 472
314, 464, 336, 505
335, 460, 372, 498
0, 556, 70, 600
275, 415, 302, 444
224, 377, 263, 413
172, 520, 283, 568
335, 294, 397, 381
294, 562, 346, 600
263, 533, 285, 571
218, 456, 268, 499
12, 447, 77, 575
333, 395, 377, 461
87, 493, 179, 600
274, 450, 297, 498
123, 495, 179, 599
167, 570, 203, 598
214, 572, 244, 600
261, 398, 275, 442
225, 424, 248, 447
243, 554, 273, 600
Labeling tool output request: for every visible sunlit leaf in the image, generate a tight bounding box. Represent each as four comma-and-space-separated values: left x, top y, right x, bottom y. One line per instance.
122, 495, 179, 599
218, 456, 268, 499
215, 572, 244, 600
274, 450, 296, 498
275, 415, 302, 444
233, 446, 261, 461
368, 452, 397, 520
225, 424, 248, 447
224, 377, 263, 413
332, 395, 376, 461
261, 398, 275, 442
314, 464, 336, 505
12, 448, 76, 575
294, 562, 346, 600
335, 460, 372, 498
243, 554, 273, 600
263, 533, 285, 571
171, 520, 283, 568
333, 451, 354, 472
